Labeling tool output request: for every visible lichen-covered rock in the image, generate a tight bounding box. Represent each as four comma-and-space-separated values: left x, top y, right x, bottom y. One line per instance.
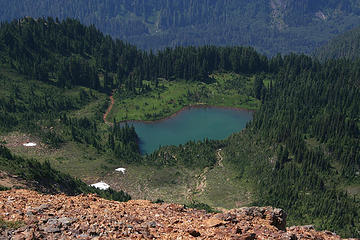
0, 189, 353, 239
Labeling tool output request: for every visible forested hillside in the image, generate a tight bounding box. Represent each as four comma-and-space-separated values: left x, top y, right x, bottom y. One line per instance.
1, 0, 360, 55
143, 55, 360, 237
248, 54, 360, 236
0, 145, 131, 202
0, 18, 359, 237
0, 17, 268, 97
0, 17, 266, 161
0, 18, 135, 203
315, 26, 360, 61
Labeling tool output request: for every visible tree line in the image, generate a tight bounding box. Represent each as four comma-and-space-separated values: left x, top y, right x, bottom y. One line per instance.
0, 17, 269, 94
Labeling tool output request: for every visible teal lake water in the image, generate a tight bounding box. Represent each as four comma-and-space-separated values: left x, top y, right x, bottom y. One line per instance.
125, 107, 253, 154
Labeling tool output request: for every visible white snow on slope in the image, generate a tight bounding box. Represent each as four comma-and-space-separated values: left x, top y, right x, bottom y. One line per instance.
23, 142, 37, 147
90, 181, 110, 190
115, 168, 126, 174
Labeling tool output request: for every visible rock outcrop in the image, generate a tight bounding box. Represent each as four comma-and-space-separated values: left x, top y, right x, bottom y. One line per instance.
0, 189, 354, 239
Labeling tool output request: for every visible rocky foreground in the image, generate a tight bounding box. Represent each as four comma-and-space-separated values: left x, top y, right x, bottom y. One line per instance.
0, 189, 355, 239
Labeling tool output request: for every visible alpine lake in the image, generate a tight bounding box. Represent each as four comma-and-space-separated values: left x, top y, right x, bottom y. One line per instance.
123, 107, 253, 154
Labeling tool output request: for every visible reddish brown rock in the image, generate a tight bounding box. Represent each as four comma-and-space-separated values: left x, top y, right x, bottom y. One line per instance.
203, 218, 226, 228
0, 189, 354, 239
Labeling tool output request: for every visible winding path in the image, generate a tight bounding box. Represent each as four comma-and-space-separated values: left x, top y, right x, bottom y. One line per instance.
190, 148, 225, 199
216, 149, 224, 167
103, 91, 115, 125
195, 167, 209, 193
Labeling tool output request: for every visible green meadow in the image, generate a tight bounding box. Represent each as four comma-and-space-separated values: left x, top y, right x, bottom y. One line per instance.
109, 73, 262, 122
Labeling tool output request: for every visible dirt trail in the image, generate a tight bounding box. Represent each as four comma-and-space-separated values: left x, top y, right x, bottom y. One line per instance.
103, 91, 115, 125
195, 167, 209, 193
193, 149, 225, 196
216, 148, 224, 167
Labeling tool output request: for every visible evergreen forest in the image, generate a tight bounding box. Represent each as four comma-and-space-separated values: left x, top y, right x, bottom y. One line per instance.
0, 18, 359, 237
1, 0, 360, 55
315, 25, 360, 61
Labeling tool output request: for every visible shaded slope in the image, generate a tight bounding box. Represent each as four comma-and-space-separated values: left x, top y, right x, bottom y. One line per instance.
314, 26, 360, 61
0, 144, 131, 202
246, 54, 360, 237
1, 0, 360, 55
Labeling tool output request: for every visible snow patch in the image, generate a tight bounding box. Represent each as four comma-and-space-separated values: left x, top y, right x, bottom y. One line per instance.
115, 168, 126, 174
90, 181, 110, 190
23, 142, 37, 147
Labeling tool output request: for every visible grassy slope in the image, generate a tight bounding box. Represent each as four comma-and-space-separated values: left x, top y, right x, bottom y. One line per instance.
3, 64, 358, 215
0, 66, 108, 123
109, 73, 261, 122
103, 72, 264, 208
99, 132, 265, 209
0, 66, 116, 179
1, 67, 270, 209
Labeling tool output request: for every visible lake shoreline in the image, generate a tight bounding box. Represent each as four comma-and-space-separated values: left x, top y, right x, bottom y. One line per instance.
119, 104, 255, 124
121, 105, 253, 154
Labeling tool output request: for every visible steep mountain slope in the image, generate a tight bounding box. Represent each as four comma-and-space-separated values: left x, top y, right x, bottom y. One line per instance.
314, 26, 360, 60
246, 55, 360, 236
0, 144, 131, 201
0, 189, 350, 239
0, 18, 359, 238
1, 0, 360, 55
137, 54, 360, 237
